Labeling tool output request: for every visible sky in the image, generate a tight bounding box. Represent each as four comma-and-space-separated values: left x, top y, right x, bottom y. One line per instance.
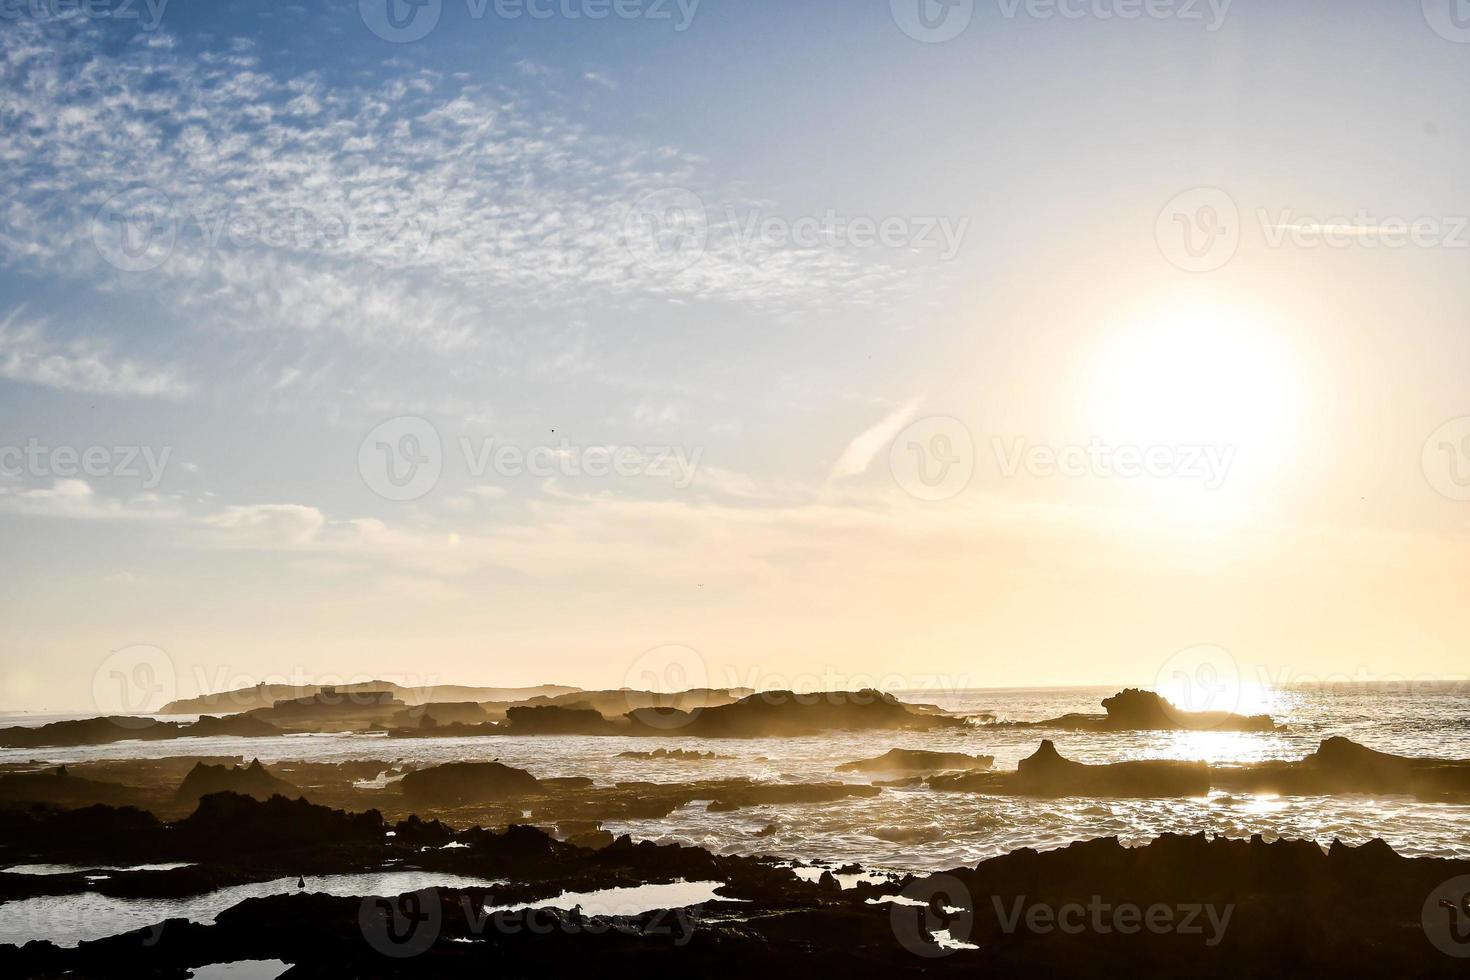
0, 0, 1467, 712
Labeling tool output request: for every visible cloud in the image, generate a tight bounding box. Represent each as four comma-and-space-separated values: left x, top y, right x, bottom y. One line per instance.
830, 398, 922, 480
0, 16, 918, 363
198, 504, 327, 548
0, 479, 183, 521
0, 308, 192, 400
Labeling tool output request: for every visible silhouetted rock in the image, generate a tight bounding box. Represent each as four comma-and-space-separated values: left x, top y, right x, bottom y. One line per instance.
4, 829, 1465, 978
400, 762, 543, 806
161, 682, 581, 714
0, 766, 142, 808
539, 776, 595, 791
931, 740, 1211, 797
503, 705, 619, 735
1020, 688, 1276, 733
244, 688, 407, 731
705, 782, 883, 812
179, 714, 283, 738
500, 688, 756, 718
835, 748, 994, 773
0, 714, 280, 749
930, 736, 1470, 803
1214, 735, 1470, 801
555, 821, 615, 850
391, 702, 494, 728
0, 803, 170, 868
628, 690, 965, 738
174, 792, 385, 855
1018, 739, 1211, 796
391, 813, 457, 848
175, 759, 301, 804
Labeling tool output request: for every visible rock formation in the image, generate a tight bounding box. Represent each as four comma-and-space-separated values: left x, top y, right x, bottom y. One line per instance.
930, 740, 1211, 797
503, 705, 619, 735
399, 762, 544, 806
175, 759, 302, 804
1018, 688, 1276, 732
835, 748, 994, 773
930, 737, 1470, 803
626, 690, 966, 738
0, 766, 143, 808
1214, 735, 1470, 802
0, 714, 280, 749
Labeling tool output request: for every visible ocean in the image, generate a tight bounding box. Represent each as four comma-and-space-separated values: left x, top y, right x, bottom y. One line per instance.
3, 684, 1468, 873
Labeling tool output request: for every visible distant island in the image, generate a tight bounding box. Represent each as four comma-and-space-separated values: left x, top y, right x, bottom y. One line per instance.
158, 682, 584, 714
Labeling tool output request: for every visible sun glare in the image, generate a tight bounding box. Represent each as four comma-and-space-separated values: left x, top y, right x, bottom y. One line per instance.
1088, 293, 1304, 509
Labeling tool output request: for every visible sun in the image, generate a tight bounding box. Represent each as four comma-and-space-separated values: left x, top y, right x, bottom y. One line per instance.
1087, 290, 1305, 501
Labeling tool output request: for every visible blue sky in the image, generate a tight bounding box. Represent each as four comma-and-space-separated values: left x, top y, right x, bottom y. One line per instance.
1, 0, 1468, 710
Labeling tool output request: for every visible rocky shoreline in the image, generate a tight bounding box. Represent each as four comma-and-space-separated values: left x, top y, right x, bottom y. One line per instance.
928, 736, 1470, 802
1, 791, 1466, 976
3, 688, 1469, 974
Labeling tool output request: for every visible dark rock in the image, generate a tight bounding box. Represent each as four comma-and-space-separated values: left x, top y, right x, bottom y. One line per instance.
931, 740, 1211, 797
628, 690, 966, 738
539, 777, 595, 791
244, 688, 406, 732
504, 705, 619, 735
400, 762, 543, 806
175, 759, 301, 803
391, 702, 494, 728
835, 748, 994, 773
0, 766, 143, 808
3, 829, 1464, 978
706, 783, 882, 812
180, 715, 282, 739
175, 792, 385, 855
0, 714, 281, 749
932, 736, 1470, 803
1022, 688, 1275, 733
161, 682, 581, 715
1214, 735, 1470, 801
1016, 740, 1211, 796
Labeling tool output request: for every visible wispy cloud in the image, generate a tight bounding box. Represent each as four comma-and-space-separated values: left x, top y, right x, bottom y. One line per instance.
0, 308, 192, 400
0, 479, 184, 521
198, 504, 328, 548
829, 398, 922, 480
0, 17, 916, 363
